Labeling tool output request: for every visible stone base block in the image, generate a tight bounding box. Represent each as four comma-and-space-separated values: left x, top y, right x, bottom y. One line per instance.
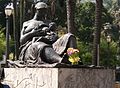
3, 68, 115, 88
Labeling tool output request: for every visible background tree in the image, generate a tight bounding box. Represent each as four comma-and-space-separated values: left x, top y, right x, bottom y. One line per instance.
75, 1, 115, 66
92, 0, 103, 66
0, 26, 5, 60
66, 0, 76, 34
52, 0, 66, 26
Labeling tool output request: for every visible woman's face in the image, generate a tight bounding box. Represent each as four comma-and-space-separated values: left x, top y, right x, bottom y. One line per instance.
37, 8, 47, 17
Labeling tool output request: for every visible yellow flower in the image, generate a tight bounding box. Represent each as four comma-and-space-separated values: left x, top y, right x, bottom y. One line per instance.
67, 48, 80, 65
69, 57, 80, 62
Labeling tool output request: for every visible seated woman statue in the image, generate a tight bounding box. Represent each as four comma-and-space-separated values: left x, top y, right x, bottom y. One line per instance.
19, 2, 77, 67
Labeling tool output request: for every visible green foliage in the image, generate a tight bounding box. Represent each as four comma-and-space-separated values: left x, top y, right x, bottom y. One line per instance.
75, 2, 116, 66
77, 35, 118, 66
108, 25, 119, 42
75, 2, 95, 28
77, 40, 92, 65
100, 37, 118, 66
0, 25, 14, 60
75, 2, 113, 44
103, 0, 114, 10
54, 0, 66, 26
103, 0, 119, 11
75, 2, 95, 43
0, 26, 5, 60
0, 0, 10, 27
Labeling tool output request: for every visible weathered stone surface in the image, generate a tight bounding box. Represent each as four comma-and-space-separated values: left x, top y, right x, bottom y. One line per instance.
58, 68, 115, 88
3, 68, 115, 88
3, 68, 58, 88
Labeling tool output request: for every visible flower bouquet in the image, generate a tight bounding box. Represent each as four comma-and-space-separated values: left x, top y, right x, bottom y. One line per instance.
67, 48, 80, 65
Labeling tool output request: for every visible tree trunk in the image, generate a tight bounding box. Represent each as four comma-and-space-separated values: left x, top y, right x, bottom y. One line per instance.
92, 0, 103, 66
13, 0, 21, 60
49, 0, 56, 20
66, 0, 76, 34
20, 0, 25, 31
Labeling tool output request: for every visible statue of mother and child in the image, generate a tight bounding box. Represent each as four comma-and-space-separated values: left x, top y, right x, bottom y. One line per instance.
18, 2, 79, 67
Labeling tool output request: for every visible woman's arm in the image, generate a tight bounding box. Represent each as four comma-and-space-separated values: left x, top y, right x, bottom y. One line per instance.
20, 22, 46, 45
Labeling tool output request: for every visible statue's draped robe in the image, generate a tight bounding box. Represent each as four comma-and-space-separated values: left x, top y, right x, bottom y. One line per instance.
19, 22, 74, 65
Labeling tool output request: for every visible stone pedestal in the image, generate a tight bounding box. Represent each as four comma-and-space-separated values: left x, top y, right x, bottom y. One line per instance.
3, 68, 115, 88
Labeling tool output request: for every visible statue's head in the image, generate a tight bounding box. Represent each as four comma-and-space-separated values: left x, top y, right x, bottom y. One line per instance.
35, 2, 48, 10
35, 2, 48, 18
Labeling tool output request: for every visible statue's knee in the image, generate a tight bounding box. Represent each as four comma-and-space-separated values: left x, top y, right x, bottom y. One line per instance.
43, 47, 62, 64
68, 36, 77, 48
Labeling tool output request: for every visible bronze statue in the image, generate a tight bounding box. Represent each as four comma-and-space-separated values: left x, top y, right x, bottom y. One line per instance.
19, 2, 77, 67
